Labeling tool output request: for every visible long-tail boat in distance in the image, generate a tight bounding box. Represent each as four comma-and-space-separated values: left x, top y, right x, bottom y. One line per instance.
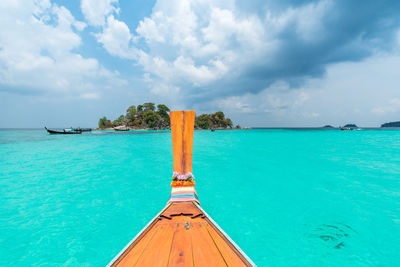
114, 127, 129, 131
72, 127, 92, 132
45, 127, 82, 134
340, 124, 359, 130
108, 111, 255, 266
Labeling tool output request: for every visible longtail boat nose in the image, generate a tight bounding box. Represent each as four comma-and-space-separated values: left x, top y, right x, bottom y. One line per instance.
168, 111, 199, 205
108, 110, 255, 267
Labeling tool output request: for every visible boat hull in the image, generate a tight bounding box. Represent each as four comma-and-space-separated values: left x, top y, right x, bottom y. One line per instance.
45, 127, 82, 134
73, 128, 92, 132
108, 202, 255, 266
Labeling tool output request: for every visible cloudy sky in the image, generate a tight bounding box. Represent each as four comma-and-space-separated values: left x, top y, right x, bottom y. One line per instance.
1, 0, 400, 127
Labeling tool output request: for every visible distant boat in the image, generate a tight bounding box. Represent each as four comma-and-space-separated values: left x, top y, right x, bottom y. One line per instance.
45, 127, 82, 134
340, 124, 359, 130
72, 127, 92, 132
114, 127, 129, 131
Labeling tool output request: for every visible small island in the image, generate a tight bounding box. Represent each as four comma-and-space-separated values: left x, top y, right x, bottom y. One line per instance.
381, 121, 400, 127
97, 103, 240, 130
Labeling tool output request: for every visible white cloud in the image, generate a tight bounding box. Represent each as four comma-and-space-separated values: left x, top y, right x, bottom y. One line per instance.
123, 0, 275, 95
96, 15, 138, 59
136, 12, 168, 43
89, 0, 345, 101
212, 53, 400, 127
172, 56, 228, 85
53, 5, 87, 31
136, 0, 199, 48
277, 0, 332, 42
83, 2, 141, 61
304, 112, 320, 118
80, 92, 100, 99
389, 98, 400, 106
83, 0, 400, 117
0, 0, 123, 97
80, 0, 119, 26
2, 0, 400, 127
215, 81, 312, 116
150, 83, 180, 98
371, 98, 400, 115
218, 96, 253, 113
76, 0, 400, 127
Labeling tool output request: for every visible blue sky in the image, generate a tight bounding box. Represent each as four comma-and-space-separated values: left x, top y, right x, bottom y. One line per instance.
1, 0, 400, 128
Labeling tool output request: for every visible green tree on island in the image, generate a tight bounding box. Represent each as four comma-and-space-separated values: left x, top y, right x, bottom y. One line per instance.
195, 111, 233, 129
98, 103, 235, 130
126, 105, 137, 122
157, 104, 170, 127
143, 102, 156, 111
195, 114, 210, 129
98, 116, 113, 129
112, 115, 127, 126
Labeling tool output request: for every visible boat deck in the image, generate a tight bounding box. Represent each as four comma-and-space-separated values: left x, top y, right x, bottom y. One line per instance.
109, 202, 253, 266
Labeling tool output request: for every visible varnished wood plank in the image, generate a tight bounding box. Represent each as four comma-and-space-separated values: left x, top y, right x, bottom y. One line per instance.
182, 111, 195, 174
169, 216, 204, 222
170, 111, 184, 174
191, 222, 227, 267
134, 224, 176, 267
158, 217, 205, 225
115, 226, 160, 266
205, 224, 248, 266
168, 222, 194, 267
161, 202, 202, 218
170, 110, 195, 174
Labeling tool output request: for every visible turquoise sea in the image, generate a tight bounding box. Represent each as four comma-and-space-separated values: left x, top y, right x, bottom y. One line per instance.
1, 129, 400, 266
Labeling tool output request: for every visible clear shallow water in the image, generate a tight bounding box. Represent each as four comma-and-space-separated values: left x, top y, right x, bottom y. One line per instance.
1, 129, 400, 266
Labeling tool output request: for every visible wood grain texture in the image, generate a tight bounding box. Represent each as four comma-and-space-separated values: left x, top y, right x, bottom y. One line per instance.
134, 224, 175, 267
168, 222, 194, 267
182, 111, 195, 174
115, 226, 160, 266
170, 111, 195, 174
170, 111, 184, 174
205, 224, 248, 266
162, 202, 203, 219
191, 222, 227, 267
110, 202, 253, 267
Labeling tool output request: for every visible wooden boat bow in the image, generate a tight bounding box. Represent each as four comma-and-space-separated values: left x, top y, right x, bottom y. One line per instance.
108, 111, 255, 266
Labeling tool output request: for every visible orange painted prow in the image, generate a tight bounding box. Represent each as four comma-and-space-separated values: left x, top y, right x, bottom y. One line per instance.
108, 110, 256, 267
170, 111, 195, 175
